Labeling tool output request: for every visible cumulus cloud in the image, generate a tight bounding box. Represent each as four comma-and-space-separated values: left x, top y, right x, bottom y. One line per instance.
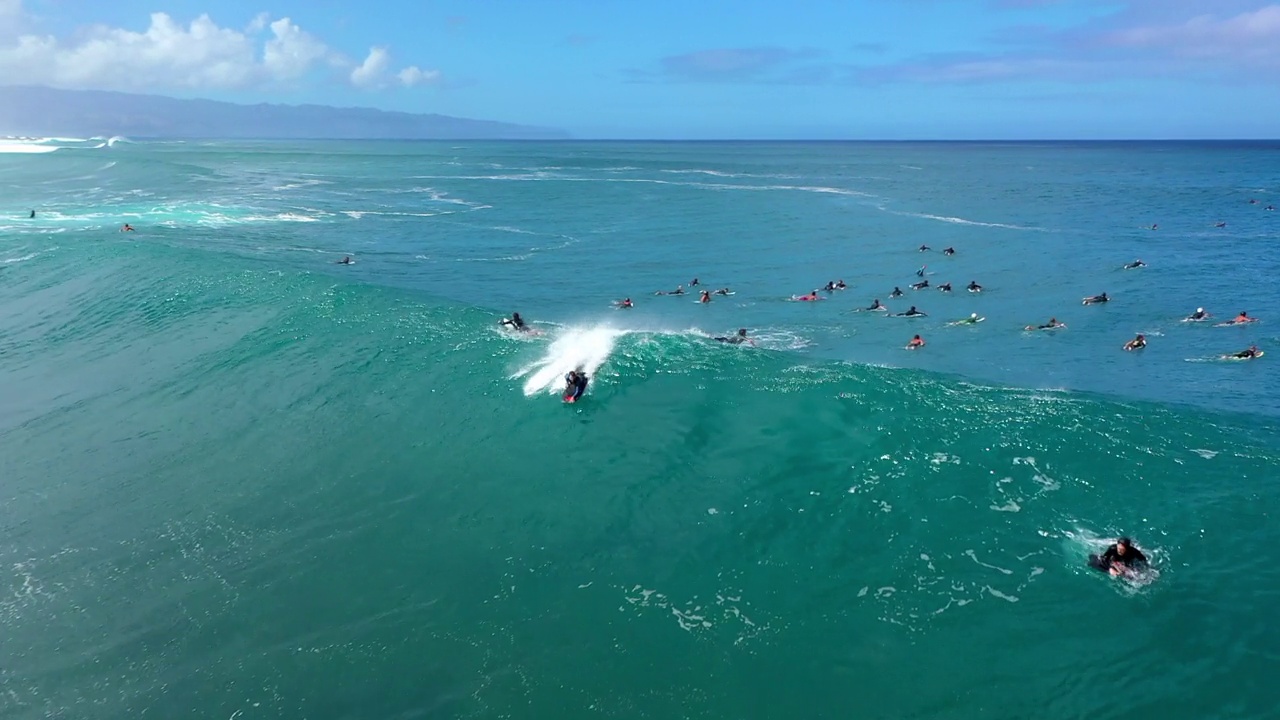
1105, 5, 1280, 64
0, 2, 441, 92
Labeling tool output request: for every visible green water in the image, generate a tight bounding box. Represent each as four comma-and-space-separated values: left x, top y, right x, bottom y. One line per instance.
2, 140, 1279, 719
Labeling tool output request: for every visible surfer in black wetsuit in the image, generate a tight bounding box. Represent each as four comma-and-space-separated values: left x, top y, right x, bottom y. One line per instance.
1093, 537, 1148, 576
917, 265, 927, 278
942, 247, 955, 256
715, 328, 751, 345
564, 370, 589, 400
866, 298, 885, 311
690, 278, 700, 287
1124, 259, 1146, 270
1028, 318, 1065, 330
919, 244, 930, 252
28, 210, 35, 219
655, 285, 685, 296
1083, 292, 1109, 305
835, 279, 847, 289
1215, 222, 1227, 228
1186, 307, 1208, 321
714, 287, 731, 295
938, 282, 952, 293
897, 306, 927, 317
1124, 334, 1146, 351
890, 287, 904, 298
824, 281, 836, 292
1228, 345, 1262, 360
501, 312, 527, 331
911, 279, 929, 290
337, 256, 353, 265
967, 280, 982, 293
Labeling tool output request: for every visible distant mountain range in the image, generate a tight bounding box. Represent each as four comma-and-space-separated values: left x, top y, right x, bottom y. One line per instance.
0, 86, 567, 140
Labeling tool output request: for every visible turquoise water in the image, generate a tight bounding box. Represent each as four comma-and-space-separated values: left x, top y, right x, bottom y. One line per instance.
2, 140, 1279, 718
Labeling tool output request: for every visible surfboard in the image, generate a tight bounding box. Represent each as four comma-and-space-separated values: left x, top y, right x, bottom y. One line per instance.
1025, 324, 1066, 331
563, 394, 577, 403
949, 318, 985, 326
1214, 320, 1257, 327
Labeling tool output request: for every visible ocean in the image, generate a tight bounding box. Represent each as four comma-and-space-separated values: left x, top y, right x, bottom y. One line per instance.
1, 137, 1278, 719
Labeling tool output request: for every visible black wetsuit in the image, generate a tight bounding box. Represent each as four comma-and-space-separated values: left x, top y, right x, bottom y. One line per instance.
1098, 544, 1147, 569
565, 372, 589, 399
912, 281, 929, 290
715, 335, 746, 344
890, 289, 904, 298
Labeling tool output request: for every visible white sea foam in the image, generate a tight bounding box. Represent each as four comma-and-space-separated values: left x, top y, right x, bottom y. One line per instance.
514, 325, 624, 397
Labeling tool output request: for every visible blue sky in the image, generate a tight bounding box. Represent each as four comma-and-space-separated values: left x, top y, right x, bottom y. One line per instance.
3, 0, 1279, 138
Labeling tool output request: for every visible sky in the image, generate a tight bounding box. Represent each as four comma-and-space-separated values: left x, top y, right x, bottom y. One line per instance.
2, 0, 1279, 138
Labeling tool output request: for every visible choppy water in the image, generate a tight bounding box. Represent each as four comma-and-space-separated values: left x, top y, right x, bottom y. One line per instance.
2, 139, 1278, 719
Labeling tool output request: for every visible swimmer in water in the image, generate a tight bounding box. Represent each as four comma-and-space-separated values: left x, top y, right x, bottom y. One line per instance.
897, 306, 927, 317
918, 244, 930, 252
1083, 292, 1109, 305
865, 298, 886, 311
615, 298, 633, 309
835, 279, 847, 290
1226, 345, 1262, 359
890, 287, 904, 298
1267, 205, 1276, 211
714, 328, 753, 345
1185, 307, 1209, 322
714, 287, 731, 295
28, 210, 35, 219
1215, 222, 1227, 228
967, 280, 982, 293
337, 256, 353, 265
1123, 259, 1146, 270
911, 279, 930, 290
120, 223, 135, 232
500, 312, 528, 332
1249, 199, 1258, 205
690, 278, 700, 287
1124, 334, 1146, 351
1148, 223, 1158, 230
1094, 537, 1148, 577
942, 247, 955, 256
906, 334, 925, 350
938, 282, 952, 293
949, 312, 983, 326
823, 281, 836, 292
699, 290, 711, 303
1027, 318, 1066, 331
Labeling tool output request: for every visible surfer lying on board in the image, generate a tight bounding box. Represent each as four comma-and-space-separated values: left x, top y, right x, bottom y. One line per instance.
1123, 259, 1146, 270
1185, 307, 1209, 322
615, 298, 633, 309
938, 282, 952, 293
655, 286, 685, 296
1225, 311, 1257, 325
1082, 292, 1109, 305
1090, 537, 1148, 578
337, 256, 354, 265
911, 279, 930, 290
918, 244, 930, 252
967, 280, 982, 293
948, 313, 983, 326
865, 298, 886, 311
1124, 334, 1146, 351
714, 287, 732, 295
835, 279, 847, 290
795, 290, 822, 301
563, 370, 589, 401
906, 334, 925, 350
824, 281, 836, 292
715, 328, 753, 345
1225, 345, 1262, 360
890, 287, 904, 298
1027, 318, 1066, 331
896, 306, 927, 317
120, 223, 135, 232
690, 277, 700, 287
500, 312, 528, 332
943, 247, 955, 256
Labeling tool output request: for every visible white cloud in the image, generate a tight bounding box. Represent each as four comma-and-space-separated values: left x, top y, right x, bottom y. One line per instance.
0, 4, 442, 92
350, 46, 391, 88
1108, 6, 1280, 64
398, 66, 442, 87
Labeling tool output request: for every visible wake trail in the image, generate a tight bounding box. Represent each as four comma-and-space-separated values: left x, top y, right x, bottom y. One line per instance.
515, 325, 623, 396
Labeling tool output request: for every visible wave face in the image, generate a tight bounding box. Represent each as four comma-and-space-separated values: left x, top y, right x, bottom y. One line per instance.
2, 140, 1280, 719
